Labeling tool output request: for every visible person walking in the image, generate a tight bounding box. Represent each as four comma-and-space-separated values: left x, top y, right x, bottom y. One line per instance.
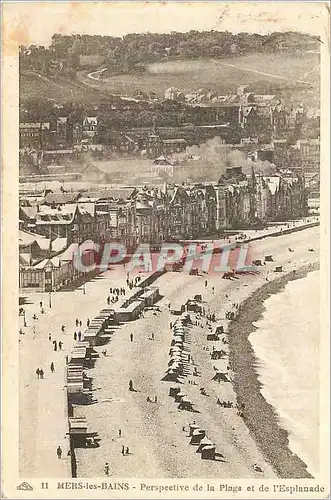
79, 321, 82, 327
107, 296, 110, 305
130, 333, 133, 342
129, 380, 133, 391
36, 368, 40, 379
118, 429, 122, 438
75, 319, 79, 327
57, 446, 62, 459
74, 332, 77, 341
50, 362, 55, 373
205, 280, 208, 287
39, 369, 44, 379
48, 333, 52, 341
104, 463, 110, 476
59, 341, 63, 351
121, 445, 125, 456
87, 318, 90, 327
39, 301, 43, 309
78, 331, 82, 341
53, 341, 57, 352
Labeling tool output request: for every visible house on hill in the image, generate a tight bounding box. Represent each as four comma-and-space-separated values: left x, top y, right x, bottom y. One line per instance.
82, 117, 98, 143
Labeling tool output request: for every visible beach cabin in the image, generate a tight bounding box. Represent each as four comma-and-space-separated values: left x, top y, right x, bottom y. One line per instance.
201, 445, 216, 460
207, 333, 220, 341
169, 387, 181, 398
188, 423, 200, 436
162, 368, 179, 382
140, 287, 160, 307
186, 300, 202, 313
178, 397, 194, 411
215, 325, 224, 334
68, 417, 88, 447
115, 300, 144, 322
197, 437, 213, 453
190, 429, 206, 445
69, 347, 87, 365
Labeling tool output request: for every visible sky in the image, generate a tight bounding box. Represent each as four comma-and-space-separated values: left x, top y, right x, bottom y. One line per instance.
3, 1, 328, 48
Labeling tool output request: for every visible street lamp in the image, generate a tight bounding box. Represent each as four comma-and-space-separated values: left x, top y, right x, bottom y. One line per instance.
49, 291, 52, 308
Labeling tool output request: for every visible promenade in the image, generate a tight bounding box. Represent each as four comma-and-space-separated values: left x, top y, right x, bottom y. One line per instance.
19, 266, 148, 477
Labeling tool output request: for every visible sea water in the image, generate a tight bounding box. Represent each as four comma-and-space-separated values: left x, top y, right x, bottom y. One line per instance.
249, 270, 320, 477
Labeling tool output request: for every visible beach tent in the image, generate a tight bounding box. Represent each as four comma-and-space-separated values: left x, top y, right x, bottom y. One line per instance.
190, 429, 206, 445
211, 349, 228, 360
212, 372, 230, 383
201, 445, 216, 460
169, 387, 181, 397
197, 437, 213, 453
207, 333, 220, 341
162, 369, 179, 382
215, 326, 224, 334
178, 398, 194, 411
188, 423, 200, 436
174, 392, 185, 403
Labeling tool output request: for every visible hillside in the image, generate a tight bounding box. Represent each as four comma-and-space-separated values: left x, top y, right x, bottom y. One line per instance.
19, 30, 320, 102
83, 52, 320, 97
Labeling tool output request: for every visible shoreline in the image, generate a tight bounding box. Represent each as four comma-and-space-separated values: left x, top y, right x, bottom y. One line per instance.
228, 262, 320, 479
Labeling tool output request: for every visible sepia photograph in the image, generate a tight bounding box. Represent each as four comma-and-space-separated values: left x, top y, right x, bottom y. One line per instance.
1, 1, 329, 498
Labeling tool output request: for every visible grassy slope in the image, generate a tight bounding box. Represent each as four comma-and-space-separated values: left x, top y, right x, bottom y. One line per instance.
94, 52, 320, 94
19, 71, 118, 104
20, 52, 319, 104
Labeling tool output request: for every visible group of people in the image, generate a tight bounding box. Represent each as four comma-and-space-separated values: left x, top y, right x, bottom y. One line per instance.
126, 275, 141, 290
51, 339, 63, 351
107, 295, 119, 305
73, 331, 82, 341
217, 399, 233, 408
36, 368, 45, 379
36, 362, 56, 378
110, 286, 126, 296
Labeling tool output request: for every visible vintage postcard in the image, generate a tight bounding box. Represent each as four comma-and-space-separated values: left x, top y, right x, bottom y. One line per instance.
1, 1, 330, 498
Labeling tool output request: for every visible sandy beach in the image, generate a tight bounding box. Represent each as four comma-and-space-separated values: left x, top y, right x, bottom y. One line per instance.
73, 225, 320, 478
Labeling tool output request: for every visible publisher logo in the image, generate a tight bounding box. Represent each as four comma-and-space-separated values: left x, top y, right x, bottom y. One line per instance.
17, 482, 33, 491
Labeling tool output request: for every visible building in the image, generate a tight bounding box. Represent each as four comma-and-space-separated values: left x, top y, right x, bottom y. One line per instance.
145, 134, 163, 157
82, 117, 98, 143
162, 139, 187, 155
117, 134, 141, 154
151, 156, 174, 176
19, 122, 51, 150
